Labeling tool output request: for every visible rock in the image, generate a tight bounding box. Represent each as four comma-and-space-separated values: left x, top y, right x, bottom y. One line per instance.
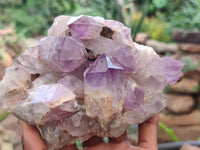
158, 125, 200, 143
173, 30, 200, 44
180, 144, 200, 150
14, 144, 23, 150
168, 78, 199, 94
172, 53, 200, 65
0, 125, 4, 134
166, 94, 195, 114
0, 28, 14, 36
0, 114, 21, 148
3, 132, 12, 142
0, 15, 184, 150
24, 38, 38, 47
184, 71, 200, 82
159, 111, 200, 126
179, 43, 200, 53
1, 142, 13, 150
3, 130, 18, 144
0, 114, 18, 131
135, 33, 149, 45
146, 40, 178, 53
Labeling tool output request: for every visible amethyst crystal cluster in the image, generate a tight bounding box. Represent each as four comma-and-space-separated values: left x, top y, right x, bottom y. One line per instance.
0, 15, 183, 149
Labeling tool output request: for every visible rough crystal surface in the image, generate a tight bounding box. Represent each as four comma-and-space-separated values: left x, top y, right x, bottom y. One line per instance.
0, 15, 184, 150
39, 37, 88, 72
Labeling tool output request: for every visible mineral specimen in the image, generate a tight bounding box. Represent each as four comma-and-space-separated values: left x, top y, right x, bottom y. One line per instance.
0, 15, 184, 150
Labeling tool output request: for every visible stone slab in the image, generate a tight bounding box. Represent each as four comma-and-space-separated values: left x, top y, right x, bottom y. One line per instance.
166, 94, 195, 114
146, 40, 178, 53
159, 111, 200, 126
173, 30, 200, 44
168, 78, 199, 94
179, 43, 200, 53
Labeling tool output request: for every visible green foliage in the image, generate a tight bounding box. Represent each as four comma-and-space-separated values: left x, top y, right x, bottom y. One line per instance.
197, 103, 200, 110
1, 0, 199, 40
131, 12, 172, 42
11, 8, 48, 36
103, 137, 109, 143
127, 124, 138, 135
93, 0, 124, 22
0, 0, 127, 37
170, 0, 200, 31
0, 0, 22, 6
0, 48, 5, 60
0, 27, 25, 56
163, 86, 170, 94
159, 122, 179, 142
151, 0, 168, 9
147, 0, 200, 31
182, 57, 198, 73
165, 53, 171, 57
133, 0, 200, 41
134, 0, 182, 17
75, 140, 83, 149
0, 0, 81, 37
133, 0, 150, 40
194, 85, 200, 93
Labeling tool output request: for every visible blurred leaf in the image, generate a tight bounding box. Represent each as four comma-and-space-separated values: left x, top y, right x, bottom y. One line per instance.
159, 122, 179, 142
152, 0, 168, 9
127, 124, 138, 134
131, 12, 172, 42
165, 53, 171, 56
182, 57, 198, 73
0, 49, 5, 60
0, 111, 9, 122
0, 0, 84, 37
163, 86, 170, 94
194, 85, 200, 93
170, 0, 200, 31
103, 137, 109, 143
75, 140, 83, 149
133, 0, 150, 40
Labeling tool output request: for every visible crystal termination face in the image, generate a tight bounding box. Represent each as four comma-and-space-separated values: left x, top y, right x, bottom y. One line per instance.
0, 15, 184, 150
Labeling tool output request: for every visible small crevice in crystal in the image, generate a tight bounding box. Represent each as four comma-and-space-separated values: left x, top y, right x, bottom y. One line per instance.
86, 49, 97, 61
31, 73, 40, 81
65, 31, 72, 36
6, 89, 18, 95
100, 27, 114, 39
177, 75, 183, 82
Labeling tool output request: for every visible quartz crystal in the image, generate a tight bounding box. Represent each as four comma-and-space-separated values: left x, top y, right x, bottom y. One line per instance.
0, 15, 184, 150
